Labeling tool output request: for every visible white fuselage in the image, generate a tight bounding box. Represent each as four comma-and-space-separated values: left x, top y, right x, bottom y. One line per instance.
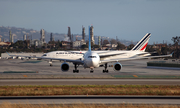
41, 50, 150, 69
83, 51, 100, 68
42, 51, 85, 60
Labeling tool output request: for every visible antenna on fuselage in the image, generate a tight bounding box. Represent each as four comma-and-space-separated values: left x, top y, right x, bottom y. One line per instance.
88, 26, 91, 51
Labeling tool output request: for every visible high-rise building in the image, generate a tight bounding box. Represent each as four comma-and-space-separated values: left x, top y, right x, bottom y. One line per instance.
23, 34, 26, 41
50, 33, 54, 41
40, 29, 45, 43
90, 25, 95, 45
9, 30, 13, 43
67, 27, 71, 42
76, 35, 78, 41
82, 26, 85, 41
98, 36, 101, 46
71, 34, 73, 42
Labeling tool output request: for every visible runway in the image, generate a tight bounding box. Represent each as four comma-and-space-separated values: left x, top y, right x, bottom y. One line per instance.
1, 79, 180, 85
0, 96, 180, 105
1, 59, 180, 105
1, 59, 180, 77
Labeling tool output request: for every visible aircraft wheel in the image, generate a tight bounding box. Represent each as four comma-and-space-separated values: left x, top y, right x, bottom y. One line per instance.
90, 70, 93, 73
103, 70, 105, 73
73, 70, 79, 73
106, 70, 108, 73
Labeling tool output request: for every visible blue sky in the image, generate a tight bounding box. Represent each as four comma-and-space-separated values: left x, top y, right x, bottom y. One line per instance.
0, 0, 180, 44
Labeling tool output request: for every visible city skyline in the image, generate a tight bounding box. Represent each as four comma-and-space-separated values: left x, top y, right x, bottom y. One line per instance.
0, 0, 180, 44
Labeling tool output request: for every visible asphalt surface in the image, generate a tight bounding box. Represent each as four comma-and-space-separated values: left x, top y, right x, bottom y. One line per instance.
0, 59, 180, 79
1, 96, 180, 105
1, 59, 180, 105
1, 79, 180, 85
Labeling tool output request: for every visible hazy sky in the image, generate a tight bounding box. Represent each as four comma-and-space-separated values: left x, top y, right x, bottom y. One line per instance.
0, 0, 180, 44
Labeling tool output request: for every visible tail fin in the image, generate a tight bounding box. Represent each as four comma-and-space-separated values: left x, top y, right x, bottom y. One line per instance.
88, 26, 91, 51
131, 33, 151, 51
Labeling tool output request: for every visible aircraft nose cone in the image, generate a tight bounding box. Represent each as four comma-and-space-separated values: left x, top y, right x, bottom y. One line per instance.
85, 59, 95, 68
91, 59, 99, 68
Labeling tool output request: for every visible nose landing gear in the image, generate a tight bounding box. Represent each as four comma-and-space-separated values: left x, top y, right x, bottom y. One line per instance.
90, 68, 94, 73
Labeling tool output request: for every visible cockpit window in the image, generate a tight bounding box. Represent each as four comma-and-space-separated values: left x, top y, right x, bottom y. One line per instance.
43, 54, 47, 56
88, 56, 96, 58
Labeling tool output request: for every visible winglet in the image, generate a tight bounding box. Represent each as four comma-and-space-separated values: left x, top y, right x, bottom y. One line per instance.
88, 26, 91, 51
6, 51, 10, 56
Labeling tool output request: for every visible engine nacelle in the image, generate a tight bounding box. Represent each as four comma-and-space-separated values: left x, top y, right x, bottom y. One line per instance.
113, 62, 122, 71
61, 62, 69, 72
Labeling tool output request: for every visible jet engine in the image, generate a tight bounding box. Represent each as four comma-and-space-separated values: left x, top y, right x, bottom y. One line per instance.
61, 62, 69, 72
113, 62, 122, 71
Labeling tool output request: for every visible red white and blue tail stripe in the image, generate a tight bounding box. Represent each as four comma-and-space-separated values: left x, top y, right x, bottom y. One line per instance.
131, 33, 151, 52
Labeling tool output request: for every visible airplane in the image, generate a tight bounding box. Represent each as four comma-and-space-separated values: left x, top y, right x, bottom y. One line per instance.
7, 26, 173, 73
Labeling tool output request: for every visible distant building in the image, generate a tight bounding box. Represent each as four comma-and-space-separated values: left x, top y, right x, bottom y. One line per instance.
73, 40, 86, 48
102, 44, 117, 50
23, 34, 26, 41
90, 25, 95, 45
50, 33, 54, 41
9, 30, 13, 43
67, 27, 71, 42
71, 34, 73, 42
73, 40, 81, 48
31, 39, 41, 47
62, 41, 72, 49
40, 29, 45, 44
34, 40, 39, 47
82, 26, 85, 41
98, 36, 101, 46
154, 44, 167, 49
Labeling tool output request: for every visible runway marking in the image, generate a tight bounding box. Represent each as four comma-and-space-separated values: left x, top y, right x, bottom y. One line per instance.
133, 75, 138, 77
23, 75, 27, 77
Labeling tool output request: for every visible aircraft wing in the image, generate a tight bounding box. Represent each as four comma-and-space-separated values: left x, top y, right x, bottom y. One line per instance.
36, 57, 84, 64
98, 52, 126, 58
6, 52, 36, 59
100, 53, 173, 64
69, 51, 127, 58
6, 52, 83, 64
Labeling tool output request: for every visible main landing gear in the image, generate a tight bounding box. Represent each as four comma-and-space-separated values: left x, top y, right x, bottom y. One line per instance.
73, 63, 79, 73
103, 63, 108, 73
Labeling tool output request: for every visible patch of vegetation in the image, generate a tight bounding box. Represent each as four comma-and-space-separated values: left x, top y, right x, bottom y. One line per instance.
0, 102, 179, 108
0, 85, 180, 96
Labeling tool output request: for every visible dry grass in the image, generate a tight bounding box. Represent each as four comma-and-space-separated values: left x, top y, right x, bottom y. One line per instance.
0, 102, 180, 108
0, 85, 180, 96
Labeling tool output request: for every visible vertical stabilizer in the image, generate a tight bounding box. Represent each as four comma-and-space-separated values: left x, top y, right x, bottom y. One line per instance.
88, 26, 91, 51
131, 33, 151, 51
